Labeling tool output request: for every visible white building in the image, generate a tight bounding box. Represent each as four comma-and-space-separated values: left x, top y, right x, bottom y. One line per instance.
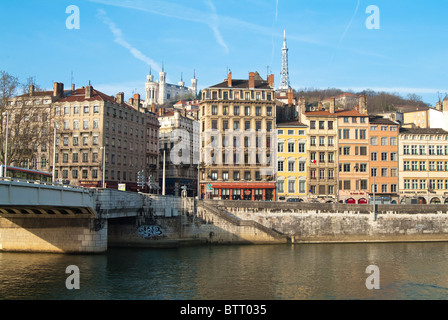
144, 67, 197, 107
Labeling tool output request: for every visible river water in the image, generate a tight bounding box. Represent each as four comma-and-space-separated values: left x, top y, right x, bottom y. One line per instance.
1, 242, 448, 300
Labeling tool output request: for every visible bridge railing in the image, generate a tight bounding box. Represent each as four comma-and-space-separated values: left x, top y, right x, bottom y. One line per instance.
0, 177, 89, 191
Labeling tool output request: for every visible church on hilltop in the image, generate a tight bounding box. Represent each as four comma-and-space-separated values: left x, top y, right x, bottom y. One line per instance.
144, 66, 197, 107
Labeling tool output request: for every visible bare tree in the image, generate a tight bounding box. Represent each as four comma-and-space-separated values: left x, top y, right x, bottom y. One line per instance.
0, 71, 53, 169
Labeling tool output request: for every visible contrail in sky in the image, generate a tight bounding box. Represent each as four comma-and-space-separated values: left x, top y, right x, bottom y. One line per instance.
96, 9, 161, 71
204, 0, 229, 54
339, 0, 361, 44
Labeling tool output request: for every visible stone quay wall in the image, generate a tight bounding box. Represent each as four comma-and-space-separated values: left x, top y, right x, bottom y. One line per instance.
0, 216, 107, 253
212, 200, 448, 243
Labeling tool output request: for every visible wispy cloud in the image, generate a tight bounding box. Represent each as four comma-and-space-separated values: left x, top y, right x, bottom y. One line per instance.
90, 0, 386, 61
92, 0, 229, 54
339, 0, 361, 45
204, 0, 229, 54
96, 9, 161, 72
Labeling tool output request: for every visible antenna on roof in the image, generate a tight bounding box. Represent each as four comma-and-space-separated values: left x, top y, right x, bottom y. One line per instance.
70, 71, 74, 87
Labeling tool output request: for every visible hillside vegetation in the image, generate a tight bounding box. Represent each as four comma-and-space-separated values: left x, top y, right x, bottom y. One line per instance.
293, 87, 431, 114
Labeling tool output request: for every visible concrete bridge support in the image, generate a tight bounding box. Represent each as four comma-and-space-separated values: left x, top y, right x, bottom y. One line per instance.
0, 214, 107, 253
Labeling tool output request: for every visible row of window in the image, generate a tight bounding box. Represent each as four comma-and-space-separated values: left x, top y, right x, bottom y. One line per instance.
278, 142, 306, 153
277, 129, 306, 136
339, 129, 368, 140
338, 179, 398, 193
208, 119, 273, 131
277, 180, 307, 194
403, 161, 448, 171
403, 145, 448, 155
309, 120, 335, 130
58, 135, 99, 147
208, 170, 265, 181
208, 105, 273, 116
404, 179, 448, 190
56, 105, 100, 116
54, 168, 141, 181
203, 90, 273, 101
55, 168, 98, 180
56, 105, 146, 124
278, 160, 306, 172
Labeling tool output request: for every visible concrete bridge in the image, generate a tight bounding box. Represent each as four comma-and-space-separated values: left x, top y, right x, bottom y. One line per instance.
0, 177, 151, 253
0, 178, 289, 253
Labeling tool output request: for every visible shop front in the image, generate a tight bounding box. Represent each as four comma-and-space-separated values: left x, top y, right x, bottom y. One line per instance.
200, 182, 276, 201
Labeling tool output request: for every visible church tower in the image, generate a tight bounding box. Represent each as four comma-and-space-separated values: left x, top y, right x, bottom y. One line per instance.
190, 70, 198, 98
278, 30, 290, 91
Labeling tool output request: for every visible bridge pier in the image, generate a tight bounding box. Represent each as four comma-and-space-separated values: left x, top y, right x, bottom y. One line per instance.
0, 216, 107, 253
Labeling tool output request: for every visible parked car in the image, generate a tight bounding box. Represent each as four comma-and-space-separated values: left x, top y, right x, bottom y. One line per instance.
287, 198, 301, 202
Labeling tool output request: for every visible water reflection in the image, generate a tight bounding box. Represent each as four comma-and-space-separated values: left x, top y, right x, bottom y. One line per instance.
1, 242, 448, 300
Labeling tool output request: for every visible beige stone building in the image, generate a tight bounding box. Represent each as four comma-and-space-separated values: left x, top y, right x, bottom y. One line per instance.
53, 83, 159, 191
199, 71, 277, 201
301, 98, 338, 202
158, 108, 199, 196
5, 82, 159, 192
399, 127, 448, 204
4, 83, 64, 173
336, 103, 370, 204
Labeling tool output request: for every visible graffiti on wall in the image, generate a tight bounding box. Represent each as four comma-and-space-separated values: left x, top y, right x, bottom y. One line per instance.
136, 225, 163, 239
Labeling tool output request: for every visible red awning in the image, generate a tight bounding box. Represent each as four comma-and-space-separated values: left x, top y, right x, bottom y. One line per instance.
358, 198, 368, 204
346, 198, 356, 204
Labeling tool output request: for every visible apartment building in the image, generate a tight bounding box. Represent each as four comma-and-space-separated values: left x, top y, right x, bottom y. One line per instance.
276, 120, 308, 201
53, 84, 155, 191
158, 109, 200, 196
336, 105, 370, 204
399, 127, 448, 204
368, 116, 399, 204
4, 83, 62, 172
199, 71, 276, 201
302, 99, 338, 202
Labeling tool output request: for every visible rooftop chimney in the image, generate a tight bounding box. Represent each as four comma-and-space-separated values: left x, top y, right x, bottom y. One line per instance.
116, 92, 124, 104
228, 70, 232, 87
29, 85, 35, 96
53, 82, 64, 98
85, 82, 92, 99
133, 94, 141, 109
249, 72, 255, 89
288, 88, 293, 105
71, 83, 75, 91
359, 95, 367, 114
268, 74, 275, 88
329, 98, 335, 113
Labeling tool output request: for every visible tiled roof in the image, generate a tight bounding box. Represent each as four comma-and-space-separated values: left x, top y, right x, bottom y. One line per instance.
209, 79, 272, 90
58, 87, 116, 103
335, 109, 366, 117
15, 90, 54, 98
304, 110, 336, 116
369, 116, 398, 125
276, 120, 307, 127
400, 127, 448, 135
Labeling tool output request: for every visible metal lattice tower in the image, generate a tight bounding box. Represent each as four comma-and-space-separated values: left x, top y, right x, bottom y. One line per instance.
278, 30, 290, 91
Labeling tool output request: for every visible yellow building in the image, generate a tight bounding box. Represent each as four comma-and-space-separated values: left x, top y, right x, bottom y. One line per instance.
276, 120, 308, 201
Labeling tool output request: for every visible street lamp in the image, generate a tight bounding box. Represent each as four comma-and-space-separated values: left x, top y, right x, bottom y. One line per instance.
100, 146, 106, 188
52, 125, 57, 183
2, 112, 8, 178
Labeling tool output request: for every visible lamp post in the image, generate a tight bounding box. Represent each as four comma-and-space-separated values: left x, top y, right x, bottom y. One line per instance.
2, 112, 8, 177
101, 146, 106, 188
52, 126, 57, 183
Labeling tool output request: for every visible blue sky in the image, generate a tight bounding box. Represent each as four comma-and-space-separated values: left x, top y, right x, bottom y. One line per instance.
1, 0, 448, 105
